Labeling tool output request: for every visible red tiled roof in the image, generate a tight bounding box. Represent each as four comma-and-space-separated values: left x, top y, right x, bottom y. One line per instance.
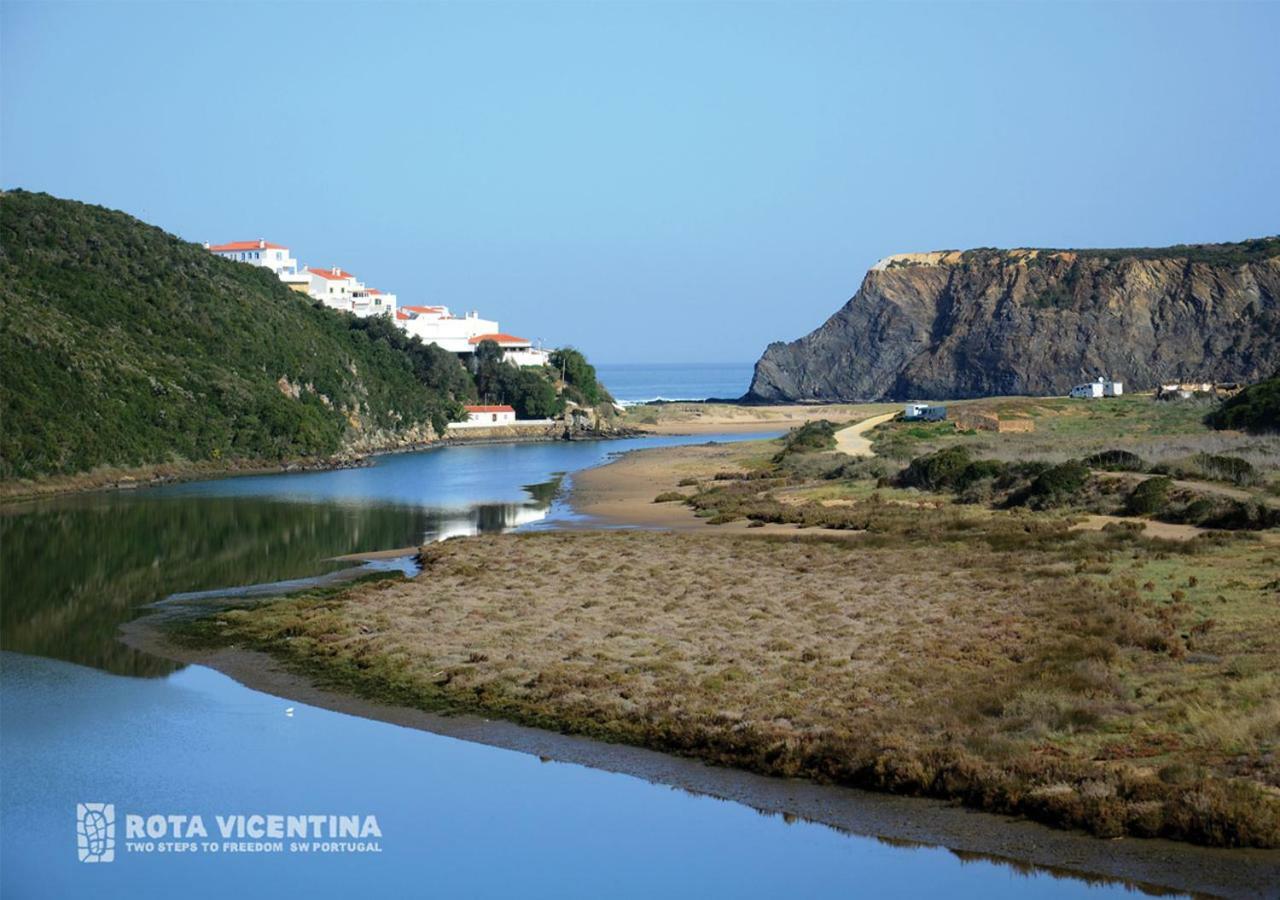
307, 267, 355, 280
364, 288, 382, 295
465, 405, 515, 413
209, 240, 287, 252
395, 311, 410, 320
467, 333, 530, 346
402, 305, 445, 314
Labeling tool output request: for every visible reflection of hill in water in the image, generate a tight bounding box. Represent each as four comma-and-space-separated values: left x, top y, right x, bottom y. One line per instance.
1, 491, 551, 678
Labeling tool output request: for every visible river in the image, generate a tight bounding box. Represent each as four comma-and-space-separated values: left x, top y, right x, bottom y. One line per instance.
0, 435, 1244, 897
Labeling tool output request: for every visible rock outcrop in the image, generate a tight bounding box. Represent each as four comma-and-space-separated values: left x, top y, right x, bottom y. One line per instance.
747, 241, 1280, 402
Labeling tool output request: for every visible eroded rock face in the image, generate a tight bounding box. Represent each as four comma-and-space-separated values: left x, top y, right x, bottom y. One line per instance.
747, 246, 1280, 401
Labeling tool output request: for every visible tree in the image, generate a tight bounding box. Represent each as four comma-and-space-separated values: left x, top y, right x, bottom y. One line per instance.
549, 347, 608, 405
472, 339, 505, 373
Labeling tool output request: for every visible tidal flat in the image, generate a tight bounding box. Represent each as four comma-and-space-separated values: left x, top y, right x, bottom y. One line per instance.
167, 493, 1280, 850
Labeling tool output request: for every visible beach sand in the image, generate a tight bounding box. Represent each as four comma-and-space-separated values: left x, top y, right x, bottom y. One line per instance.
624, 402, 896, 435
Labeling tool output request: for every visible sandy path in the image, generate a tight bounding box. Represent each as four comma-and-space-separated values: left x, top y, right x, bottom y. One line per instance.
834, 412, 897, 457
1068, 515, 1207, 541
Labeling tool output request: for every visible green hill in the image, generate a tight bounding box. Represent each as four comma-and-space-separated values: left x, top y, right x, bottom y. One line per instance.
0, 190, 475, 481
1207, 373, 1280, 434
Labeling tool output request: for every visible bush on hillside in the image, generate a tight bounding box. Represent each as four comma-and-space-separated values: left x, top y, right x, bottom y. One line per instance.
1191, 453, 1259, 487
473, 343, 564, 420
549, 347, 610, 406
1084, 449, 1148, 472
1206, 374, 1280, 434
1029, 460, 1091, 503
1126, 477, 1173, 516
896, 446, 974, 492
772, 420, 838, 464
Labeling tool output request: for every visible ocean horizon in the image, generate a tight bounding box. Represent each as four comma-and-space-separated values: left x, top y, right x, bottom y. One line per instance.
595, 362, 755, 405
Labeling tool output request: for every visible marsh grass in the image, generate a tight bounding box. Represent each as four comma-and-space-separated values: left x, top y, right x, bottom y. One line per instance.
175, 520, 1280, 848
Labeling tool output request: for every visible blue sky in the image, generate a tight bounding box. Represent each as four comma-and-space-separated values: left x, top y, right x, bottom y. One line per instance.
4, 2, 1277, 364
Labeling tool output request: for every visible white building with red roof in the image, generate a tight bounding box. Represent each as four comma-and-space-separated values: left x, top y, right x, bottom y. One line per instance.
397, 304, 500, 353
206, 239, 299, 276
467, 333, 551, 368
205, 240, 395, 319
304, 267, 397, 319
461, 404, 516, 425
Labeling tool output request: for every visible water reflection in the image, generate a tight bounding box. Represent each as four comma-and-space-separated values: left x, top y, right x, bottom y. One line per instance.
0, 488, 553, 678
0, 433, 776, 679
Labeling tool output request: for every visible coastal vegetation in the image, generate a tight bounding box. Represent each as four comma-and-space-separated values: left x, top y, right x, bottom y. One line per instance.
471, 339, 562, 419
1207, 373, 1280, 435
159, 390, 1279, 849
549, 347, 610, 406
174, 521, 1280, 848
0, 191, 467, 480
0, 191, 612, 485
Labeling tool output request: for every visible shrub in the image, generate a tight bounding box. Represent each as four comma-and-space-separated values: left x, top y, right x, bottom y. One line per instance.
956, 459, 1008, 491
1126, 477, 1173, 516
653, 492, 689, 504
1027, 460, 1090, 506
897, 446, 973, 491
1084, 450, 1148, 472
1192, 453, 1259, 487
773, 420, 837, 461
1206, 373, 1280, 434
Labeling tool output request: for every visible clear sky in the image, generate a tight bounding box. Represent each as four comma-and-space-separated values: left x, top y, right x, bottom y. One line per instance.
3, 2, 1277, 364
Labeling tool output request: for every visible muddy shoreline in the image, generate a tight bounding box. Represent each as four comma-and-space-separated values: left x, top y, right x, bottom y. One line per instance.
119, 619, 1280, 898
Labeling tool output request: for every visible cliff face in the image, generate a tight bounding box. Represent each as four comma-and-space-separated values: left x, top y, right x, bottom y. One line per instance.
746, 243, 1280, 402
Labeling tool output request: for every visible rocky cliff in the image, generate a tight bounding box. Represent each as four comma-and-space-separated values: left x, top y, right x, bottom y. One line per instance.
746, 241, 1280, 402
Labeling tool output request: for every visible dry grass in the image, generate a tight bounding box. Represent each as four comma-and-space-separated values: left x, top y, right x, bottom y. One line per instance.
871, 395, 1280, 478
179, 522, 1280, 848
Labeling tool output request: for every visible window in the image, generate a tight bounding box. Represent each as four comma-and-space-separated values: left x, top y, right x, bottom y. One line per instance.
491, 414, 498, 422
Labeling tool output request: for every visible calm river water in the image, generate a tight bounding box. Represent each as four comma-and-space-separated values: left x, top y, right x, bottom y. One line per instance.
1, 435, 1183, 898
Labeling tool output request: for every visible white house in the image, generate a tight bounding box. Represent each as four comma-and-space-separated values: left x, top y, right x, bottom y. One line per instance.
466, 333, 551, 367
397, 305, 501, 353
206, 239, 300, 276
351, 287, 397, 319
462, 405, 516, 425
307, 266, 361, 307
1070, 377, 1123, 399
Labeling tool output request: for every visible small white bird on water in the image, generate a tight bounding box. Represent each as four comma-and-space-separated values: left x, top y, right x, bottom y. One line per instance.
284, 707, 295, 717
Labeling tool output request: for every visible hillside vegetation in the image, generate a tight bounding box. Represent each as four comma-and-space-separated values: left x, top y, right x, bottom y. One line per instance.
1207, 373, 1280, 434
0, 191, 480, 480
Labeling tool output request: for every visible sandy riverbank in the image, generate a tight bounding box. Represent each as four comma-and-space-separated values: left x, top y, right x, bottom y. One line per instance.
624, 402, 896, 435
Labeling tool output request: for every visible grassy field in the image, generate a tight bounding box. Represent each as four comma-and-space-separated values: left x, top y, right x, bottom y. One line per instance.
871, 396, 1278, 471
175, 520, 1280, 847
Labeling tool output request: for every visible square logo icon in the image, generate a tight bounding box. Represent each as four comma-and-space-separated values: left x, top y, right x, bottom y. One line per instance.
76, 803, 115, 862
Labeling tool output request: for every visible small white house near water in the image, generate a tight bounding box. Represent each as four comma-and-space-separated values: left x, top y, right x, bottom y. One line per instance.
462, 405, 516, 425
